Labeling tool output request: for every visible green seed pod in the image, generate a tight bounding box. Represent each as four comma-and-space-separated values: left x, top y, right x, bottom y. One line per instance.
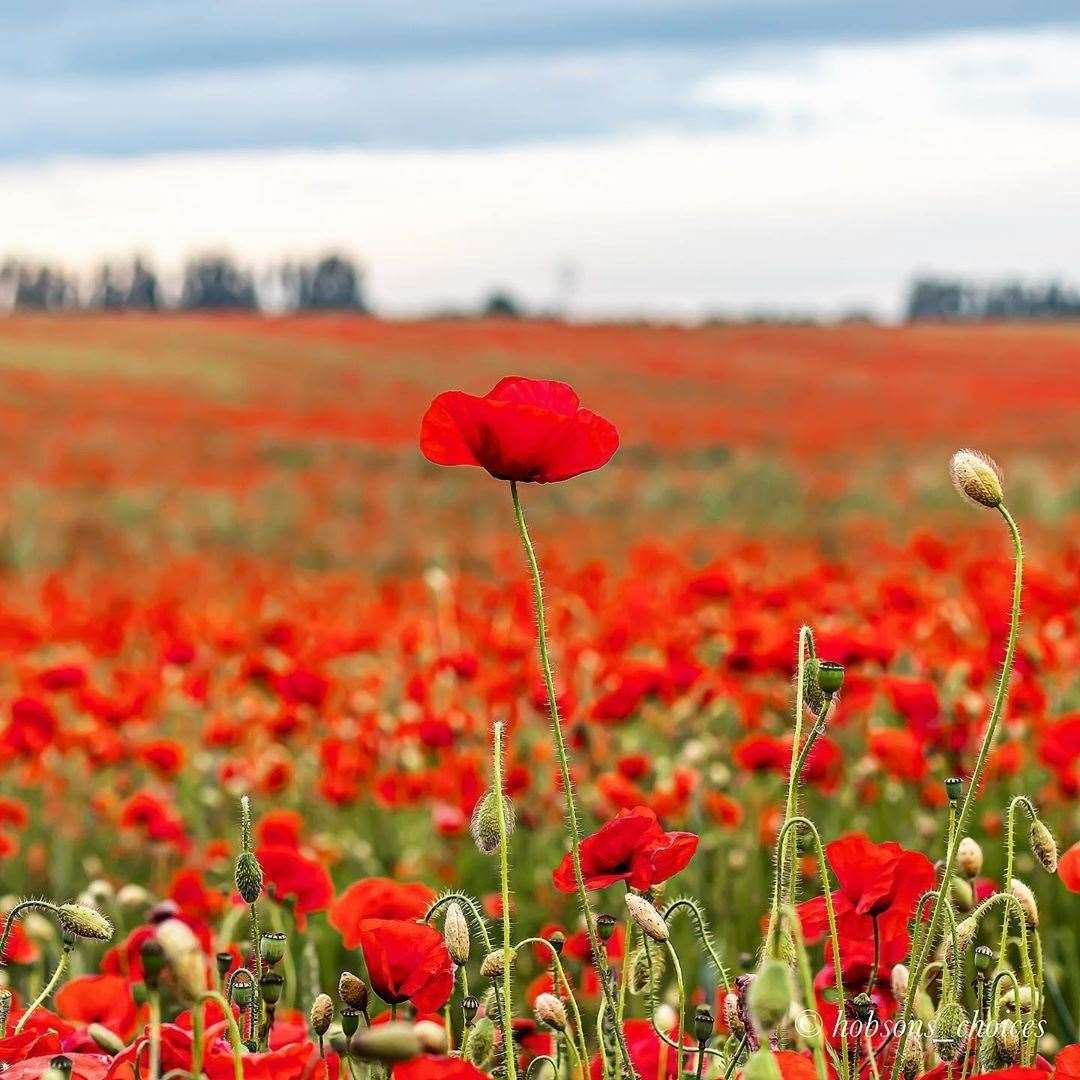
87, 1025, 126, 1054
57, 903, 115, 942
748, 960, 794, 1035
944, 777, 965, 804
816, 661, 845, 696
260, 932, 288, 968
216, 952, 234, 977
350, 1022, 423, 1063
235, 852, 263, 904
973, 946, 994, 975
232, 980, 253, 1008
259, 971, 285, 1006
597, 914, 617, 942
467, 1017, 496, 1068
311, 993, 334, 1037
1029, 819, 1058, 874
694, 1004, 714, 1045
933, 1001, 969, 1063
470, 790, 515, 856
462, 995, 480, 1024
341, 1007, 361, 1038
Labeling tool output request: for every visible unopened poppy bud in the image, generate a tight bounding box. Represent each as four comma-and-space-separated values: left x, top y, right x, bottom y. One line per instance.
467, 1018, 495, 1068
462, 995, 480, 1024
950, 876, 974, 912
341, 1007, 361, 1038
890, 964, 909, 1001
1009, 879, 1039, 927
816, 661, 845, 696
470, 791, 515, 856
259, 971, 285, 1005
88, 1024, 125, 1053
625, 894, 668, 943
444, 902, 471, 965
139, 938, 166, 988
947, 916, 978, 964
899, 1034, 923, 1080
216, 952, 234, 977
973, 946, 994, 975
956, 837, 983, 878
57, 903, 114, 942
534, 992, 567, 1031
694, 1004, 714, 1045
339, 971, 369, 1012
415, 1020, 449, 1055
743, 1048, 780, 1080
480, 947, 516, 980
950, 449, 1004, 509
260, 931, 288, 968
596, 914, 617, 942
235, 852, 263, 904
748, 959, 794, 1035
933, 1001, 969, 1062
944, 777, 964, 803
1029, 819, 1058, 874
628, 943, 662, 994
546, 930, 565, 955
350, 1022, 424, 1063
311, 993, 334, 1037
851, 993, 873, 1023
994, 1017, 1020, 1064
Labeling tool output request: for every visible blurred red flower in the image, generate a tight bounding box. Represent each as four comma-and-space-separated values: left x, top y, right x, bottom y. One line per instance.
329, 878, 436, 948
256, 846, 334, 928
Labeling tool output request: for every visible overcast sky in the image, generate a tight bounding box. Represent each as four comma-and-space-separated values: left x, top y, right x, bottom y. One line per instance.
2, 2, 1079, 317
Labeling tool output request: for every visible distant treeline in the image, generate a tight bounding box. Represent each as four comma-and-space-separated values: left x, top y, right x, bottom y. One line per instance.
906, 276, 1080, 321
0, 254, 366, 313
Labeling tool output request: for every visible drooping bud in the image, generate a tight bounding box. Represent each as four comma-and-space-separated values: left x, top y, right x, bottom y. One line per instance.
625, 894, 668, 943
156, 918, 206, 999
950, 875, 974, 912
414, 1020, 449, 1055
950, 449, 1004, 509
628, 942, 663, 995
748, 960, 794, 1035
694, 1004, 715, 1045
890, 964, 909, 1002
933, 1001, 969, 1063
57, 903, 115, 943
946, 917, 978, 965
311, 994, 334, 1037
899, 1033, 923, 1080
339, 971, 369, 1012
235, 852, 263, 904
260, 931, 288, 968
87, 1024, 126, 1053
994, 1017, 1020, 1064
444, 902, 471, 965
743, 1048, 781, 1080
467, 1017, 496, 1068
534, 992, 567, 1031
350, 1022, 424, 1063
470, 791, 515, 856
1029, 819, 1058, 874
850, 993, 873, 1023
956, 837, 983, 878
1009, 879, 1039, 927
480, 948, 516, 980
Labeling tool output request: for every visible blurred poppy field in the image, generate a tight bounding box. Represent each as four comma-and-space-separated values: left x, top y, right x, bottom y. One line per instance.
0, 313, 1079, 1080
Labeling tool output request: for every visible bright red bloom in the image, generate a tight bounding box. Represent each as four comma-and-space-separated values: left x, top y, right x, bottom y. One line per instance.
589, 1019, 695, 1080
356, 919, 453, 1013
4, 1054, 109, 1080
56, 974, 138, 1038
255, 846, 334, 928
420, 377, 618, 483
1056, 1045, 1080, 1080
552, 806, 698, 893
1060, 841, 1080, 893
394, 1058, 490, 1080
329, 878, 437, 948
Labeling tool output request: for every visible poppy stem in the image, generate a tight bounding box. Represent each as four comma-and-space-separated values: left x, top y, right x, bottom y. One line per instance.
492, 719, 518, 1080
14, 943, 72, 1035
148, 989, 162, 1080
510, 480, 637, 1080
888, 504, 1023, 1080
866, 916, 881, 995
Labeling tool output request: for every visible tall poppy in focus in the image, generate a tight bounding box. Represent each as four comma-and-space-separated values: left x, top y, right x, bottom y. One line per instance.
329, 878, 436, 948
357, 919, 453, 1013
420, 377, 618, 484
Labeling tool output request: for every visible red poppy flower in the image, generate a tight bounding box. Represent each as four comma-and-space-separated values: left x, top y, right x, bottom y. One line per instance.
257, 809, 305, 849
255, 846, 333, 929
2, 1054, 109, 1080
552, 806, 698, 893
1056, 1045, 1080, 1080
394, 1058, 490, 1080
589, 1019, 695, 1080
329, 878, 437, 948
1060, 841, 1080, 893
420, 377, 619, 483
356, 918, 453, 1013
56, 974, 138, 1038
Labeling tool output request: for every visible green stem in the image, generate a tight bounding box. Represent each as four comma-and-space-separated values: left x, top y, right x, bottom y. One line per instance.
149, 990, 163, 1080
14, 947, 72, 1034
510, 481, 636, 1080
0, 901, 61, 964
493, 720, 518, 1080
666, 942, 686, 1080
889, 503, 1023, 1080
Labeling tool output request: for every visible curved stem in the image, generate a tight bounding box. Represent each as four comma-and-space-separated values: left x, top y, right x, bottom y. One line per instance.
0, 901, 61, 964
426, 893, 494, 953
15, 947, 72, 1034
493, 720, 518, 1080
889, 503, 1023, 1080
663, 898, 731, 990
666, 941, 687, 1080
197, 991, 247, 1080
510, 481, 636, 1080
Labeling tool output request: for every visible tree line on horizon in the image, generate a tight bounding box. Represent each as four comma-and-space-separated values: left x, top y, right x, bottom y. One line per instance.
905, 275, 1080, 321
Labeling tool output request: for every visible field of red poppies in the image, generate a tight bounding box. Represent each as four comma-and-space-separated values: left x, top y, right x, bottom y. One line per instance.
0, 315, 1078, 1080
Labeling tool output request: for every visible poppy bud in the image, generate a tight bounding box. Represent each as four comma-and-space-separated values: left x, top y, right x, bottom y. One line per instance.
899, 1034, 923, 1080
1009, 879, 1039, 927
341, 1007, 361, 1038
994, 1018, 1020, 1064
339, 971, 369, 1012
470, 791, 515, 856
596, 914, 617, 942
216, 952, 234, 977
534, 992, 567, 1031
816, 661, 845, 697
748, 960, 793, 1035
950, 876, 974, 912
628, 943, 662, 995
480, 947, 516, 980
933, 1001, 969, 1062
949, 449, 1004, 509
625, 894, 668, 943
973, 946, 994, 975
462, 995, 480, 1025
260, 931, 288, 968
1029, 819, 1058, 874
546, 930, 565, 955
350, 1022, 423, 1063
235, 852, 263, 904
743, 1049, 781, 1080
139, 938, 166, 988
944, 777, 964, 803
311, 993, 334, 1037
57, 903, 114, 943
890, 964, 909, 1001
694, 1004, 714, 1045
415, 1020, 449, 1055
851, 993, 873, 1023
947, 917, 978, 964
259, 971, 285, 1006
88, 1024, 125, 1054
444, 902, 471, 965
956, 837, 983, 878
467, 1018, 496, 1069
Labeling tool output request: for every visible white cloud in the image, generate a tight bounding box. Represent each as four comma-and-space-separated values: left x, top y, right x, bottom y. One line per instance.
1, 26, 1077, 318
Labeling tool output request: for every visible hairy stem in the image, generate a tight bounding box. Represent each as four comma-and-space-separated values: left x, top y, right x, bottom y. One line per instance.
493, 720, 518, 1080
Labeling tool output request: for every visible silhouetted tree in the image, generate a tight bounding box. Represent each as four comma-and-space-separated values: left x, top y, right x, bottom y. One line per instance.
299, 254, 365, 311
906, 276, 1080, 321
180, 255, 257, 310
482, 290, 522, 318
